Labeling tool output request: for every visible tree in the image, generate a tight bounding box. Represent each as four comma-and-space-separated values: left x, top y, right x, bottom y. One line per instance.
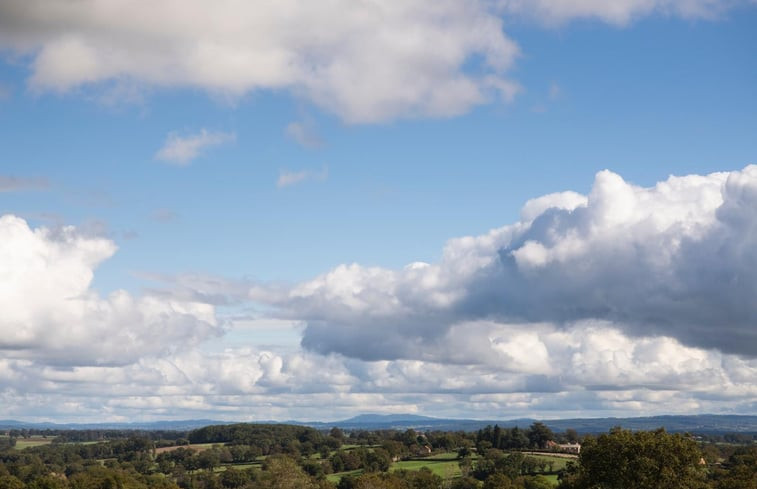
329, 428, 345, 441
401, 467, 442, 489
364, 447, 392, 472
565, 429, 579, 444
260, 455, 316, 489
0, 438, 16, 451
0, 476, 24, 489
712, 446, 757, 489
197, 449, 220, 472
458, 455, 473, 477
493, 425, 503, 450
558, 428, 708, 489
509, 427, 529, 450
353, 473, 404, 489
527, 423, 553, 450
450, 476, 480, 489
220, 467, 249, 488
520, 476, 553, 489
483, 473, 517, 489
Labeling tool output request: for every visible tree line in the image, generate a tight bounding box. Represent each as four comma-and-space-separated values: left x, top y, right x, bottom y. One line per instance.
2, 423, 757, 488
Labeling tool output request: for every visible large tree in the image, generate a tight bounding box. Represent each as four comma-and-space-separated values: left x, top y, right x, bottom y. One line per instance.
558, 427, 708, 489
527, 423, 554, 450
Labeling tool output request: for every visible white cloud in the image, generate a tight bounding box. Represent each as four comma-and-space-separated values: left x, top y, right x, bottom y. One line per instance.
4, 166, 757, 421
0, 0, 520, 124
0, 214, 222, 367
277, 166, 328, 188
3, 321, 757, 421
254, 165, 757, 359
155, 129, 235, 165
0, 1, 747, 123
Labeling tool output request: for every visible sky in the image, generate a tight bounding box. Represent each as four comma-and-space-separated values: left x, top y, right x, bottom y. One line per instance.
0, 0, 756, 424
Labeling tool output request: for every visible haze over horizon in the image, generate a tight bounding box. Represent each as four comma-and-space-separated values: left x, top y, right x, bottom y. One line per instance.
1, 0, 756, 424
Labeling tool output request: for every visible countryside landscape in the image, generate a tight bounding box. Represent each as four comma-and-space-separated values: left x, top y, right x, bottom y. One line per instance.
3, 414, 757, 488
1, 0, 756, 488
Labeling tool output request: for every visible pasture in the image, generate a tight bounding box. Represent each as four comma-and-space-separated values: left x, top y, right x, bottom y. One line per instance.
326, 469, 363, 483
327, 450, 568, 486
154, 442, 218, 454
214, 462, 261, 472
522, 452, 576, 473
391, 452, 462, 478
13, 437, 53, 450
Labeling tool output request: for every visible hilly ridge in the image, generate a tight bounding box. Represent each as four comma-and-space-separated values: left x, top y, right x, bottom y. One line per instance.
3, 413, 757, 434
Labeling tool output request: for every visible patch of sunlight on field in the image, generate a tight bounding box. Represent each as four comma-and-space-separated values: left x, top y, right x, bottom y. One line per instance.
523, 452, 574, 471
543, 473, 560, 486
14, 438, 53, 449
214, 463, 261, 472
326, 469, 363, 483
390, 455, 462, 479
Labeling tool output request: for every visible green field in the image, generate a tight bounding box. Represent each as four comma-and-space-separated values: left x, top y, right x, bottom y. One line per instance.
326, 451, 566, 486
327, 452, 463, 483
524, 453, 573, 472
543, 474, 559, 485
189, 443, 218, 450
391, 452, 462, 479
425, 452, 461, 460
391, 458, 461, 479
14, 438, 53, 450
155, 442, 218, 455
214, 462, 261, 472
326, 469, 363, 483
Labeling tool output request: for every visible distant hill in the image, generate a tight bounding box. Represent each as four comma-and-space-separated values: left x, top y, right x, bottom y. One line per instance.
540, 414, 757, 434
343, 414, 437, 424
280, 413, 757, 434
3, 414, 757, 434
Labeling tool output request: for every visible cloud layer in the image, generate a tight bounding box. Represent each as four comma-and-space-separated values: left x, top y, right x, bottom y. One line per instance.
0, 215, 222, 366
0, 0, 520, 123
0, 1, 748, 123
3, 320, 757, 422
255, 165, 757, 359
2, 166, 757, 421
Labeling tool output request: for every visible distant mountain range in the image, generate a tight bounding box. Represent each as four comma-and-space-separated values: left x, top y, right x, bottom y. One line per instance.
3, 414, 757, 434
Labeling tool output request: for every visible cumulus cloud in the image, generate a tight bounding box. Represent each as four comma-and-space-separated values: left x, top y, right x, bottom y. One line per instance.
4, 167, 757, 421
0, 0, 520, 123
3, 321, 757, 421
253, 165, 757, 359
0, 1, 747, 123
155, 129, 235, 165
0, 215, 223, 367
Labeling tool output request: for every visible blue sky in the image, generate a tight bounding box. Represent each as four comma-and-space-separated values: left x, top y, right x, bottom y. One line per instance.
1, 0, 756, 423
